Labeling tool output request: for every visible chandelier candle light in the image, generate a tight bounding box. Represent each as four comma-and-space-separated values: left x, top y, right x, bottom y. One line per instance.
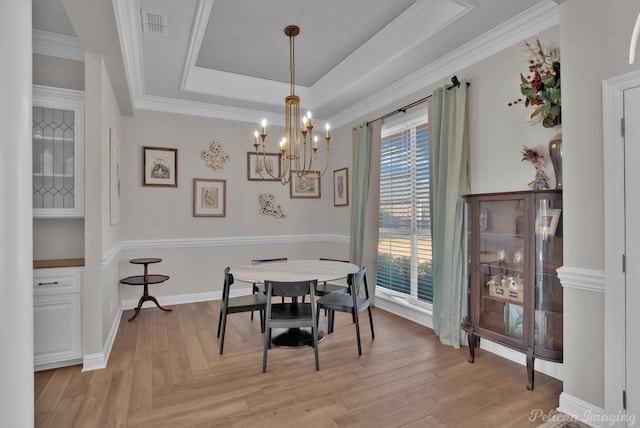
253, 25, 331, 185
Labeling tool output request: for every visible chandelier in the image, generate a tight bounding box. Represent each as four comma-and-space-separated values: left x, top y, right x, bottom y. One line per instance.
252, 25, 331, 185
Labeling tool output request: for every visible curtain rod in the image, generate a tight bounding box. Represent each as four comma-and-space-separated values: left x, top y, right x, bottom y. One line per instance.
366, 76, 470, 126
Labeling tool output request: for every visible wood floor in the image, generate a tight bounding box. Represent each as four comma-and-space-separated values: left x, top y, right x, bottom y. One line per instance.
35, 301, 562, 427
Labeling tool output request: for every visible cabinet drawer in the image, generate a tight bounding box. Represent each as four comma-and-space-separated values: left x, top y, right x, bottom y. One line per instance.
34, 267, 82, 295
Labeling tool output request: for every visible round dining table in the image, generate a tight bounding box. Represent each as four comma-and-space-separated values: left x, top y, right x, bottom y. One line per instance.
229, 259, 359, 347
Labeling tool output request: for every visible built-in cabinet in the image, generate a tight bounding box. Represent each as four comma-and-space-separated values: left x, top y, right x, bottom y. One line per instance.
33, 264, 83, 370
461, 189, 563, 390
32, 85, 84, 218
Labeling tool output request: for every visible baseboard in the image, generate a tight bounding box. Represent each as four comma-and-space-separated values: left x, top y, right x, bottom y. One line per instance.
122, 290, 215, 310
82, 306, 123, 372
557, 392, 622, 428
479, 339, 563, 381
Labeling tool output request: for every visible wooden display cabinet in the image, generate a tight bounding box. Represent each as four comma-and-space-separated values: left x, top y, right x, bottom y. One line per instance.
461, 189, 562, 390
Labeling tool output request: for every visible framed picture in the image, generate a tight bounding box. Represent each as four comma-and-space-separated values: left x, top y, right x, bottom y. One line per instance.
193, 179, 226, 217
109, 128, 121, 225
535, 208, 561, 235
143, 146, 178, 187
290, 172, 321, 198
506, 303, 524, 336
247, 152, 281, 181
333, 167, 349, 206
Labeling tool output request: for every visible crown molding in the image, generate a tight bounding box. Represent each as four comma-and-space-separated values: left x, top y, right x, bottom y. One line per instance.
328, 0, 559, 127
32, 29, 84, 62
112, 0, 146, 101
115, 0, 559, 127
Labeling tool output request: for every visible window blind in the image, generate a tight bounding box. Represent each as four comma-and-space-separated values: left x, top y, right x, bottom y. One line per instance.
377, 123, 433, 302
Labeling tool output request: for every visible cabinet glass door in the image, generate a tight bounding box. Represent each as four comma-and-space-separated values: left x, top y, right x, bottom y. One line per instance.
477, 198, 526, 345
534, 197, 563, 353
33, 86, 84, 218
33, 106, 76, 209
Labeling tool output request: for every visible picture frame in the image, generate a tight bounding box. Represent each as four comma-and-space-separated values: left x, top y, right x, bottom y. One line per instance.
193, 178, 226, 217
506, 303, 524, 336
535, 208, 561, 235
143, 146, 178, 187
333, 167, 349, 206
290, 172, 321, 198
247, 152, 281, 181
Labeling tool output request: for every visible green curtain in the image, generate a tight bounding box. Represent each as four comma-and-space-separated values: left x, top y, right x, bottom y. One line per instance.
430, 84, 469, 348
350, 123, 372, 267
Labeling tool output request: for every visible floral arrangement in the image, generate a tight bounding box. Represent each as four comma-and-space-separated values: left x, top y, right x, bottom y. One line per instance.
508, 39, 561, 128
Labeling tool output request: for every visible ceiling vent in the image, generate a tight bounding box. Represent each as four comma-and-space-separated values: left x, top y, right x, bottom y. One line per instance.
141, 10, 167, 35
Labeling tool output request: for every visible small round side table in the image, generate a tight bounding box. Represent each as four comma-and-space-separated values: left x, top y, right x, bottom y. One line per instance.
120, 258, 172, 321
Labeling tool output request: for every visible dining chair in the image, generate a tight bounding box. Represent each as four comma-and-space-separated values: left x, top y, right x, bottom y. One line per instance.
263, 279, 319, 372
315, 267, 374, 356
217, 267, 267, 354
250, 257, 287, 320
316, 258, 350, 296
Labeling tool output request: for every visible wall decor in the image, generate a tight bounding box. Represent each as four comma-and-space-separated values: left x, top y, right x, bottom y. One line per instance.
259, 193, 285, 218
247, 152, 281, 181
193, 178, 226, 217
290, 172, 321, 198
143, 146, 178, 187
333, 167, 349, 206
109, 128, 121, 224
535, 208, 561, 236
201, 140, 230, 172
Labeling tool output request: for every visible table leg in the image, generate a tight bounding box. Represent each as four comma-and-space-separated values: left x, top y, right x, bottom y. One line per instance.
147, 295, 172, 312
128, 283, 172, 321
128, 294, 146, 321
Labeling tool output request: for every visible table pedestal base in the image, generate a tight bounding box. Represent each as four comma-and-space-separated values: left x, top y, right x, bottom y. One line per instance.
271, 327, 325, 348
129, 284, 172, 322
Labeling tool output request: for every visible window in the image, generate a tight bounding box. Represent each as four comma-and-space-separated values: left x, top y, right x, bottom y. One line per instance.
376, 113, 433, 305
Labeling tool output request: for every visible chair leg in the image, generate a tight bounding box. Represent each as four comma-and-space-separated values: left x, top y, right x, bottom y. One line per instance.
259, 309, 265, 333
216, 309, 223, 338
328, 310, 335, 333
315, 303, 321, 331
367, 306, 375, 339
262, 326, 270, 373
354, 309, 362, 356
251, 284, 256, 320
312, 323, 319, 371
219, 312, 228, 354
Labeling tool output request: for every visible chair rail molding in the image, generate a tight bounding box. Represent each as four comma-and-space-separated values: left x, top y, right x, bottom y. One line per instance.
556, 266, 605, 293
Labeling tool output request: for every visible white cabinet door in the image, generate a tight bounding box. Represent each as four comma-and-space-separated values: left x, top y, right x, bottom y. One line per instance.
33, 266, 83, 370
32, 85, 84, 218
34, 294, 82, 369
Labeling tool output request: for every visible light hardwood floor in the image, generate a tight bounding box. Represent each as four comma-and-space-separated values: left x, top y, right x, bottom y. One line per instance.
35, 301, 561, 427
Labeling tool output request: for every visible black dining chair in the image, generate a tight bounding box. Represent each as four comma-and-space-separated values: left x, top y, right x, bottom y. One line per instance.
263, 279, 319, 372
250, 258, 288, 320
316, 258, 350, 296
217, 267, 267, 354
315, 267, 374, 356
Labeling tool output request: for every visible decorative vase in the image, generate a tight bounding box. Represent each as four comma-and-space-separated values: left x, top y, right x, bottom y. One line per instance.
548, 125, 563, 189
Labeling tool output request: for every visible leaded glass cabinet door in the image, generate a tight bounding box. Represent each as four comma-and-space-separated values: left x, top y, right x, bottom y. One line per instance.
33, 86, 84, 217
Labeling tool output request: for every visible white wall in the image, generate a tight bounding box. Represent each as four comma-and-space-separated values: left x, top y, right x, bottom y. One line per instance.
117, 109, 349, 303
559, 0, 640, 410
